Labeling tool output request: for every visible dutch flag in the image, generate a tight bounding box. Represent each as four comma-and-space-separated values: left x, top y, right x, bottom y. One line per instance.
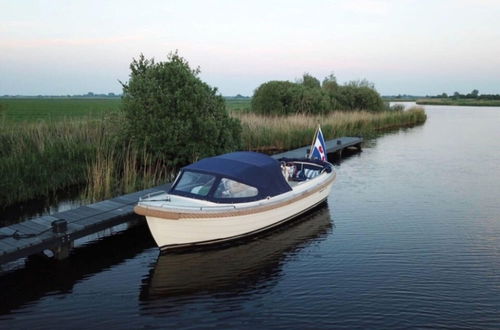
309, 125, 327, 161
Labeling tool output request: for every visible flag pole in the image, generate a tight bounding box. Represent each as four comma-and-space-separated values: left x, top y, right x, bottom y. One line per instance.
308, 124, 319, 159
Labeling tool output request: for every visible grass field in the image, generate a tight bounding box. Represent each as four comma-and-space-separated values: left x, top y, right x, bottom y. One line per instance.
0, 97, 250, 122
224, 97, 251, 112
0, 98, 121, 122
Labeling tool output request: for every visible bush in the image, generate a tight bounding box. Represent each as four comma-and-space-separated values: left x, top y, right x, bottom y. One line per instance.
251, 81, 301, 115
121, 52, 241, 167
337, 85, 385, 112
251, 74, 385, 115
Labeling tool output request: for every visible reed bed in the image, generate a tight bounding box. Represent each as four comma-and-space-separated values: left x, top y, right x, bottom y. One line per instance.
234, 107, 427, 152
0, 115, 171, 207
0, 119, 103, 206
83, 142, 173, 202
1, 107, 426, 207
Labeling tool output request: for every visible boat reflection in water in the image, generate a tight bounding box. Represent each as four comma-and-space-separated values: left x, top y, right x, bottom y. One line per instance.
139, 203, 333, 313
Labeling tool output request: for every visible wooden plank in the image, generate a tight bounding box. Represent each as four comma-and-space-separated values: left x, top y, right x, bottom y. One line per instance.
273, 146, 309, 159
8, 222, 42, 235
23, 219, 52, 231
66, 206, 101, 217
55, 209, 90, 221
0, 240, 17, 254
87, 200, 126, 212
73, 212, 121, 227
109, 196, 138, 204
120, 205, 135, 213
14, 220, 48, 233
20, 236, 44, 247
0, 227, 17, 236
66, 222, 85, 232
30, 215, 59, 228
0, 237, 24, 250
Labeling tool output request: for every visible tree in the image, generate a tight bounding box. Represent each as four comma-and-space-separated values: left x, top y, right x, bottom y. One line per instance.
251, 81, 302, 115
322, 74, 341, 110
251, 74, 385, 114
300, 73, 321, 89
121, 52, 241, 167
337, 80, 384, 112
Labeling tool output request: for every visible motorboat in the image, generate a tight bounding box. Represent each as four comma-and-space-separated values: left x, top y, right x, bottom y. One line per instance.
134, 151, 335, 251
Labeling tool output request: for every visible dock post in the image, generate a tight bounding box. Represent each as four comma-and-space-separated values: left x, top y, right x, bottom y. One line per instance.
334, 149, 343, 160
53, 237, 73, 260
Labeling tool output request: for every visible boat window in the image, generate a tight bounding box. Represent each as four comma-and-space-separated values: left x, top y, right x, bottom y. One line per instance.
213, 178, 258, 199
174, 171, 215, 197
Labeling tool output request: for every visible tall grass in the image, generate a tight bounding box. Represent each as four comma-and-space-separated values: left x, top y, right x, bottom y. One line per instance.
0, 115, 170, 207
234, 107, 427, 152
0, 119, 102, 206
1, 106, 426, 207
83, 143, 172, 202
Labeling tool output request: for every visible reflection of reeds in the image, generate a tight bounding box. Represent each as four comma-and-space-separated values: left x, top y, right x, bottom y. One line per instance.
233, 107, 426, 151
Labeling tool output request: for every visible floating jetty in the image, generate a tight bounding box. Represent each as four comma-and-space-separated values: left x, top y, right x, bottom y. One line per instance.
0, 137, 362, 265
272, 136, 362, 159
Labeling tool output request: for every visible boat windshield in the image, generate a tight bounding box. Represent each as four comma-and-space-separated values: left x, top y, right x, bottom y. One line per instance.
213, 178, 258, 199
174, 171, 215, 197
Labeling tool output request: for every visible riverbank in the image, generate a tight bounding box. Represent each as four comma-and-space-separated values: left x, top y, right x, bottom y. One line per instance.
0, 106, 426, 208
416, 98, 500, 106
235, 107, 426, 152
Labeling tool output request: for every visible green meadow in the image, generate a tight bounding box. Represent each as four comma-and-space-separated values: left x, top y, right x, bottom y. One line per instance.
0, 97, 250, 123
0, 98, 121, 122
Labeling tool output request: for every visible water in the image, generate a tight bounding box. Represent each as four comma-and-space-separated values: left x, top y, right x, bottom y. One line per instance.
1, 104, 500, 329
1, 187, 83, 226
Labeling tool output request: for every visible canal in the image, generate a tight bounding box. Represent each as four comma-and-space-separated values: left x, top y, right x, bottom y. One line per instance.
1, 103, 499, 329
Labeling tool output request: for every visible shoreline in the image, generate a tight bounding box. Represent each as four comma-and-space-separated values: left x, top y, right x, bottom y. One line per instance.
416, 98, 500, 106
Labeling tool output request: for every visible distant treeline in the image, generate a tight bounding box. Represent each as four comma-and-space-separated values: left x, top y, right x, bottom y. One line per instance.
251, 74, 387, 115
428, 90, 500, 100
1, 92, 121, 98
383, 95, 420, 101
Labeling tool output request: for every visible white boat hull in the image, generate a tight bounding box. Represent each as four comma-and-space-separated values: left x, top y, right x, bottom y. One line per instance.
140, 172, 335, 250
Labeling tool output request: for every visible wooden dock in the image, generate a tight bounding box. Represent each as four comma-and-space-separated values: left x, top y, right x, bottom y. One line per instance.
272, 136, 362, 159
0, 137, 362, 265
0, 184, 170, 265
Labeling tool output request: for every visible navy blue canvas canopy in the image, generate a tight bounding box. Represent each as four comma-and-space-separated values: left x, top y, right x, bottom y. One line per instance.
171, 151, 292, 201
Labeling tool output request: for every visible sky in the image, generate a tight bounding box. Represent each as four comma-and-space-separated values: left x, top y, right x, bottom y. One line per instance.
1, 0, 500, 96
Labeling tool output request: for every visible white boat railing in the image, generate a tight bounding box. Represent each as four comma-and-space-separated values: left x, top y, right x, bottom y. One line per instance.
153, 203, 238, 212
139, 190, 169, 202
